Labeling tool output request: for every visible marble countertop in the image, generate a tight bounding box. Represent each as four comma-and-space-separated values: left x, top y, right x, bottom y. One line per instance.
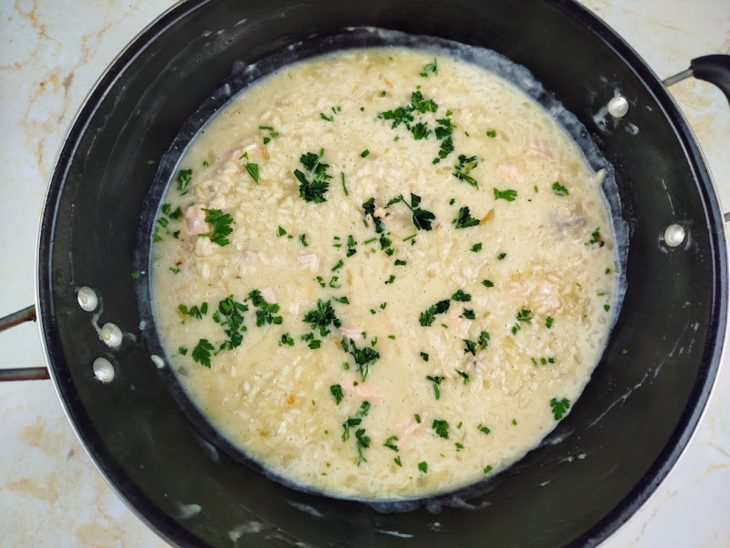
1, 1, 728, 545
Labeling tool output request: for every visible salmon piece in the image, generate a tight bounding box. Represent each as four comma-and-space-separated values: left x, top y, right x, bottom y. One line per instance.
184, 204, 210, 237
339, 326, 363, 342
399, 412, 428, 444
260, 287, 277, 304
298, 253, 320, 273
496, 161, 523, 183
526, 139, 553, 160
341, 373, 383, 402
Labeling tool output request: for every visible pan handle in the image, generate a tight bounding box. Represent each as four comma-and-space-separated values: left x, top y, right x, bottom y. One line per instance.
663, 54, 730, 105
663, 55, 730, 222
0, 305, 50, 381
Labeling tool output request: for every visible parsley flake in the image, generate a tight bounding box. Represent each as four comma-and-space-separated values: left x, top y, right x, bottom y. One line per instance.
550, 397, 571, 420
493, 187, 518, 201
452, 206, 480, 229
432, 419, 449, 439
552, 181, 569, 196
330, 384, 344, 405
176, 168, 192, 194
294, 150, 331, 203
201, 209, 234, 246
192, 339, 214, 368
245, 162, 259, 183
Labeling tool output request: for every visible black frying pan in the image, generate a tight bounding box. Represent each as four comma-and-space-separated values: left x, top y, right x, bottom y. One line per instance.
1, 0, 729, 546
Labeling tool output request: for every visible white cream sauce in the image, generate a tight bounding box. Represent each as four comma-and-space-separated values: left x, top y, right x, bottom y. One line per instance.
151, 47, 619, 500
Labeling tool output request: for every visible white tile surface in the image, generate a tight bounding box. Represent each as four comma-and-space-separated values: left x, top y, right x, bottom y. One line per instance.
0, 0, 728, 546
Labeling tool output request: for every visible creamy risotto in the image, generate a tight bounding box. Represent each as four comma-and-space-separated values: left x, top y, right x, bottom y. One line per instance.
150, 47, 618, 499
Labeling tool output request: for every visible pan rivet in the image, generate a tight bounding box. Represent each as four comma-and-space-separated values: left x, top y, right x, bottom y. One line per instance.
77, 287, 98, 312
99, 322, 123, 348
92, 357, 115, 383
608, 95, 629, 118
664, 223, 686, 247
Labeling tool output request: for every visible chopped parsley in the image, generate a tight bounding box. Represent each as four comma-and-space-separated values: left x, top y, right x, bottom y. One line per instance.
341, 337, 380, 380
453, 154, 479, 188
178, 346, 188, 355
248, 289, 283, 326
212, 296, 249, 351
259, 125, 280, 144
471, 242, 483, 252
331, 259, 344, 272
303, 299, 341, 337
384, 274, 396, 285
587, 227, 602, 246
432, 419, 449, 439
201, 208, 234, 246
552, 181, 569, 196
461, 308, 476, 320
394, 258, 407, 266
294, 149, 331, 203
419, 58, 438, 77
418, 461, 428, 473
384, 435, 399, 452
178, 302, 208, 319
419, 299, 451, 326
387, 193, 435, 231
341, 401, 371, 441
394, 456, 402, 467
176, 168, 192, 194
493, 187, 518, 201
516, 308, 534, 323
410, 90, 438, 113
481, 279, 494, 288
340, 172, 349, 196
299, 233, 309, 247
360, 149, 370, 158
192, 339, 214, 368
478, 330, 490, 349
550, 397, 571, 420
456, 370, 470, 384
497, 252, 507, 261
426, 375, 444, 400
486, 129, 497, 138
245, 162, 259, 183
463, 338, 477, 355
433, 117, 455, 164
545, 316, 554, 329
355, 429, 372, 465
483, 465, 493, 474
346, 234, 357, 256
451, 289, 472, 302
280, 333, 294, 346
330, 384, 344, 405
452, 206, 480, 229
477, 424, 491, 435
420, 352, 430, 362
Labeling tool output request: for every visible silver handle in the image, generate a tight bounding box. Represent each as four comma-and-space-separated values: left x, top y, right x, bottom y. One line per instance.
0, 305, 50, 381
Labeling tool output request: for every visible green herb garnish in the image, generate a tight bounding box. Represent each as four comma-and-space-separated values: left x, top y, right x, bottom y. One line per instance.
330, 384, 344, 405
493, 187, 517, 201
552, 181, 569, 196
294, 150, 331, 203
419, 299, 451, 326
201, 208, 234, 246
192, 339, 214, 368
176, 168, 192, 194
550, 397, 571, 420
432, 419, 449, 439
452, 206, 480, 229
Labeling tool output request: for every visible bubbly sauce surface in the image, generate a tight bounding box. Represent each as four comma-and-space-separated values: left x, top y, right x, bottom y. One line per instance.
151, 47, 618, 499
